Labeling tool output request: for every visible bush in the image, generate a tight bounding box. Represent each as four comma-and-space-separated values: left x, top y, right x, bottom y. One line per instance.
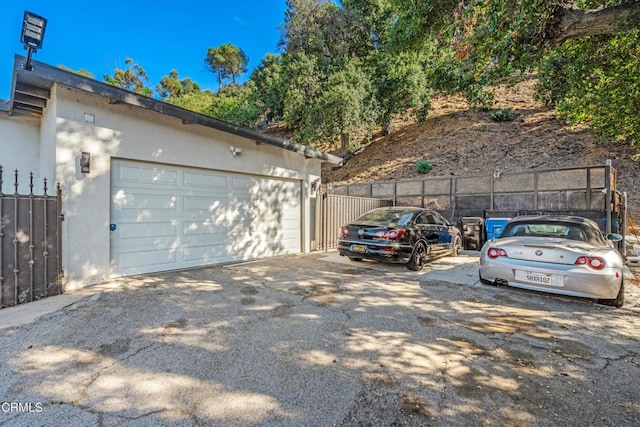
490, 108, 515, 122
416, 160, 433, 174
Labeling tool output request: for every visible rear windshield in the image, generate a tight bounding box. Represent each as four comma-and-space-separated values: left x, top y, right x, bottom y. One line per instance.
501, 221, 606, 244
356, 210, 415, 227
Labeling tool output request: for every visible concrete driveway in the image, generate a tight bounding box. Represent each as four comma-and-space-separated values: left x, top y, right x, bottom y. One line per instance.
0, 251, 639, 426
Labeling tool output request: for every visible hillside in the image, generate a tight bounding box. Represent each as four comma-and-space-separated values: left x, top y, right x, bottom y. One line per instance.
321, 76, 640, 226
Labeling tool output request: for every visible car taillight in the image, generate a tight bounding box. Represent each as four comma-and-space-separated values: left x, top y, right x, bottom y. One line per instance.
340, 226, 349, 237
374, 229, 406, 240
575, 256, 606, 270
487, 247, 508, 258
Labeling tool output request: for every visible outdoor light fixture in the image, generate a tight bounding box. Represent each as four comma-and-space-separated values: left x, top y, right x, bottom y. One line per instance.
229, 146, 242, 156
80, 152, 91, 174
20, 11, 47, 71
311, 178, 321, 193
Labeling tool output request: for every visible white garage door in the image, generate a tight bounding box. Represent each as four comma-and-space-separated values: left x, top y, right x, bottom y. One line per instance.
110, 159, 301, 276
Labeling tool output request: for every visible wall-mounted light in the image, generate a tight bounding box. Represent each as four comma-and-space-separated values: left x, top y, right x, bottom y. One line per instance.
229, 146, 242, 156
493, 169, 501, 180
80, 152, 91, 174
311, 178, 321, 193
20, 11, 47, 71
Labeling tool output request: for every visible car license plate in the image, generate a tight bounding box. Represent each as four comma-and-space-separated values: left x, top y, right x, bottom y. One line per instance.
351, 244, 367, 253
515, 270, 562, 286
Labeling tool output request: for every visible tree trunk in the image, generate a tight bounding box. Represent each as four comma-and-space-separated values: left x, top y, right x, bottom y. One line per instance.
340, 133, 349, 155
546, 2, 640, 46
382, 114, 395, 135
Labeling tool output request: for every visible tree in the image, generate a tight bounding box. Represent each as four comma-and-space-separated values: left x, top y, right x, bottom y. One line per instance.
205, 83, 262, 128
278, 52, 324, 131
157, 70, 200, 100
250, 54, 285, 122
168, 90, 215, 114
204, 44, 249, 90
537, 32, 640, 151
280, 0, 358, 68
368, 50, 433, 134
388, 0, 640, 74
297, 59, 379, 153
103, 58, 152, 97
384, 0, 640, 147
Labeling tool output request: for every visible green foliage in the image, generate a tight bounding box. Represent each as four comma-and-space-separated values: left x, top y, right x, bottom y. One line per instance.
536, 32, 640, 149
296, 59, 379, 153
490, 108, 515, 122
104, 58, 153, 97
167, 90, 215, 114
416, 160, 433, 174
205, 44, 249, 90
250, 54, 285, 122
205, 83, 262, 128
92, 0, 640, 156
157, 70, 200, 100
279, 52, 323, 131
368, 50, 433, 133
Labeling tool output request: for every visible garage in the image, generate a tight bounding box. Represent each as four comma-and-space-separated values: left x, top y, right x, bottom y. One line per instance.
110, 159, 301, 277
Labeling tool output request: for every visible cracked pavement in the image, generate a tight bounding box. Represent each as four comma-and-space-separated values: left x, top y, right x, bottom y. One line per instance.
0, 251, 639, 426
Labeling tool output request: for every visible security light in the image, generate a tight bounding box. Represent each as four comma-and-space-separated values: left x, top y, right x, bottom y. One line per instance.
20, 11, 47, 70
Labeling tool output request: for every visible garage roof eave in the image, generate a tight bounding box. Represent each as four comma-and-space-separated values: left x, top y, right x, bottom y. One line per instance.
10, 55, 343, 165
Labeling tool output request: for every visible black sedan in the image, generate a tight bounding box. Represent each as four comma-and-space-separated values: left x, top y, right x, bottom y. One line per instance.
337, 207, 462, 270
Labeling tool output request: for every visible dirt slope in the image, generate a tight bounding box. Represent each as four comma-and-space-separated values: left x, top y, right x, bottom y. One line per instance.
322, 76, 640, 226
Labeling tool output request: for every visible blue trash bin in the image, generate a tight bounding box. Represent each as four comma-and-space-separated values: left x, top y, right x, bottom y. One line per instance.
485, 218, 510, 240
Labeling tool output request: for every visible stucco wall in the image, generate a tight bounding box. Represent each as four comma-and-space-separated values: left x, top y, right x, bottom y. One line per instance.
51, 85, 321, 288
0, 113, 42, 190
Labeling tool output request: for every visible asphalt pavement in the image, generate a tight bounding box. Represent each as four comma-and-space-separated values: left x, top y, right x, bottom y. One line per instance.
0, 251, 638, 426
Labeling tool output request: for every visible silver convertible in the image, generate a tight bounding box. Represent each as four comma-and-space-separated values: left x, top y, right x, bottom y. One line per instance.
479, 216, 625, 307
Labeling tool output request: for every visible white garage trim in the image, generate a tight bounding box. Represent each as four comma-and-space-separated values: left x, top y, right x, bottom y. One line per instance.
110, 159, 301, 276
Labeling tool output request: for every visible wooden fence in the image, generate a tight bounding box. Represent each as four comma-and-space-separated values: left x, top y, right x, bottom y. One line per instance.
314, 193, 393, 251
330, 161, 622, 234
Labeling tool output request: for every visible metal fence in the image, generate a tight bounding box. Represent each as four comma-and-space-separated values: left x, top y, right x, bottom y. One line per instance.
314, 193, 393, 251
0, 167, 63, 309
330, 161, 622, 234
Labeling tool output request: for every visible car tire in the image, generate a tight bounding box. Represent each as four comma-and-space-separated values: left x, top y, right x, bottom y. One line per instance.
348, 257, 363, 262
407, 242, 427, 271
449, 235, 462, 257
598, 279, 624, 308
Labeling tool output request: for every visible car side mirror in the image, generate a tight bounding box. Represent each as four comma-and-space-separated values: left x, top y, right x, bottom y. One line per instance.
606, 233, 623, 242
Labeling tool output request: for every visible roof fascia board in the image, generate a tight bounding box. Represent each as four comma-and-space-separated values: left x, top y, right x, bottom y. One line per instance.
12, 55, 343, 164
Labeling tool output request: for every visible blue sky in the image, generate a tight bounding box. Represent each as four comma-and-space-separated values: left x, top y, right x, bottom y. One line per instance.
0, 1, 288, 100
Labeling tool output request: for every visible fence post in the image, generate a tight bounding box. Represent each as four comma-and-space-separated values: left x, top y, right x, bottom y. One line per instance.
605, 159, 612, 234
56, 181, 63, 294
29, 172, 35, 302
13, 170, 19, 306
0, 166, 3, 305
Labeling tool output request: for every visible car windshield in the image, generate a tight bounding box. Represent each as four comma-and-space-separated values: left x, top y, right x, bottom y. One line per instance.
355, 209, 415, 227
501, 221, 606, 244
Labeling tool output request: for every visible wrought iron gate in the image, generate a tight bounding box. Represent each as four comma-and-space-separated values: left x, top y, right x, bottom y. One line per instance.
0, 167, 63, 308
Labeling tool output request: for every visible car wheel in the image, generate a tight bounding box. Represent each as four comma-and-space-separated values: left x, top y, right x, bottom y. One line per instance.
449, 235, 462, 257
598, 279, 624, 308
407, 242, 427, 271
348, 257, 363, 262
